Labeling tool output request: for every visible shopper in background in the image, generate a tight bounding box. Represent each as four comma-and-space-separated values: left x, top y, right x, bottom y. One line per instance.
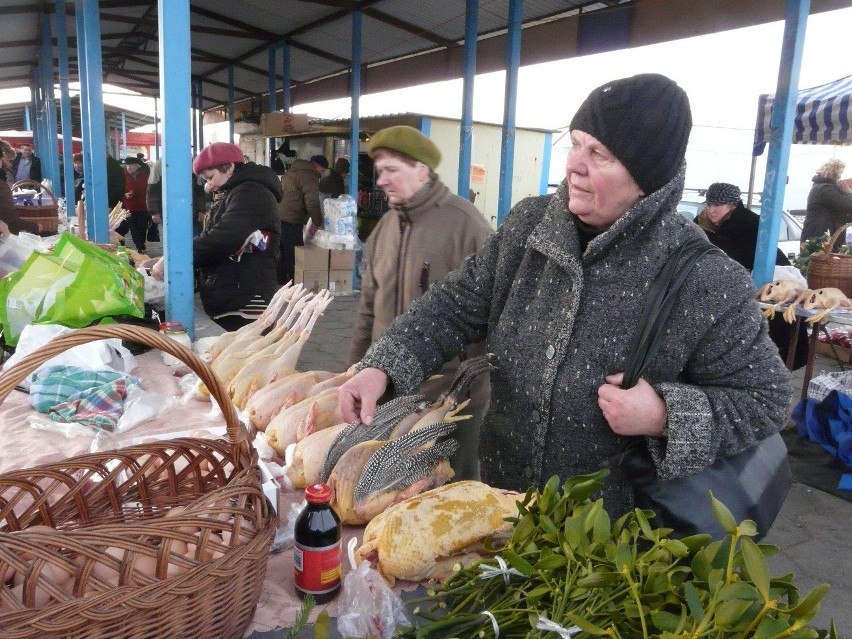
117, 156, 151, 253
10, 143, 42, 185
318, 157, 350, 199
277, 154, 327, 285
147, 158, 211, 239
338, 74, 790, 517
151, 142, 281, 331
695, 182, 808, 369
346, 125, 493, 480
0, 138, 41, 235
800, 158, 852, 248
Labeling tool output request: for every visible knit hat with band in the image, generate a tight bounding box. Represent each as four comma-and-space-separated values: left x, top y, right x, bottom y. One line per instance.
192, 142, 244, 174
569, 73, 692, 195
367, 125, 441, 170
705, 182, 741, 205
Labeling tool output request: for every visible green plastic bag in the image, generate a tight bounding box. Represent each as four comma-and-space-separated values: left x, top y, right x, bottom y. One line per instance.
0, 233, 144, 346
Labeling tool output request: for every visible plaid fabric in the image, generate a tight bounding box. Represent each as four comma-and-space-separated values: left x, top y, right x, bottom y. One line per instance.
807, 371, 852, 402
29, 365, 139, 431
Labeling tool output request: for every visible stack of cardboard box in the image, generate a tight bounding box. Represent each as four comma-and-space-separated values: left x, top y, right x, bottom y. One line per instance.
294, 246, 356, 293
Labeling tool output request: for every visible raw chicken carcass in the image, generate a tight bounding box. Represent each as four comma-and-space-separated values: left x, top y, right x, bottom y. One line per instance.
355, 481, 521, 585
799, 287, 852, 323
284, 422, 347, 489
756, 279, 807, 322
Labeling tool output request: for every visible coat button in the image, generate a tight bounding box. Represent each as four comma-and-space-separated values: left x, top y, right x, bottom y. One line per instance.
545, 345, 555, 359
524, 466, 533, 479
531, 409, 540, 423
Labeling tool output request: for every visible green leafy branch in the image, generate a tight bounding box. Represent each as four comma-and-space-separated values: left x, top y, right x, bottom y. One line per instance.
397, 471, 838, 639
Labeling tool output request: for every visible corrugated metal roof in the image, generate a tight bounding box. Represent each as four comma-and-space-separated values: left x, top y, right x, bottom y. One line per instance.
0, 0, 630, 131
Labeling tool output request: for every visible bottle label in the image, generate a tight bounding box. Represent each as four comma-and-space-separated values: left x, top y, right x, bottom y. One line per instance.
294, 540, 341, 594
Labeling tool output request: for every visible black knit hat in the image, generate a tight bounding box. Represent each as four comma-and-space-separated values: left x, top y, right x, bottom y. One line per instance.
705, 182, 741, 205
569, 73, 692, 195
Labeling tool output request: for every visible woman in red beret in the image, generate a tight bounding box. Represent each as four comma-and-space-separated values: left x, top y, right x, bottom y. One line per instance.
152, 142, 282, 330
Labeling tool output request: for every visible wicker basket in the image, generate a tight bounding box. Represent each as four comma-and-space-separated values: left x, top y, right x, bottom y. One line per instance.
806, 223, 852, 297
0, 324, 277, 639
12, 179, 59, 235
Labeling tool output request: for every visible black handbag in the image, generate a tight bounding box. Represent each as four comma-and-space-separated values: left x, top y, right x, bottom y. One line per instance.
615, 236, 792, 540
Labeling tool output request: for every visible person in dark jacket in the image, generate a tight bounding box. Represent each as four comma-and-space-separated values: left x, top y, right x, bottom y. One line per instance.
318, 157, 349, 199
151, 142, 282, 331
10, 143, 42, 185
277, 155, 327, 285
337, 74, 791, 519
0, 138, 41, 235
116, 157, 151, 252
147, 158, 210, 238
800, 158, 852, 247
695, 182, 808, 369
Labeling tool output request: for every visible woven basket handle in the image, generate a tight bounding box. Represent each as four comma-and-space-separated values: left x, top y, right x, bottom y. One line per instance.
821, 223, 852, 256
12, 179, 58, 205
0, 324, 249, 455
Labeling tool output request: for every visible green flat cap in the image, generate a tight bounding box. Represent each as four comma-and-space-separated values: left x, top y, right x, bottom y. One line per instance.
367, 125, 441, 170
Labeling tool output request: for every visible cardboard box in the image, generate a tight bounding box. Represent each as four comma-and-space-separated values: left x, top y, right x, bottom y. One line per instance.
295, 269, 329, 293
328, 249, 355, 271
328, 269, 353, 293
295, 246, 330, 271
260, 111, 310, 136
815, 340, 852, 363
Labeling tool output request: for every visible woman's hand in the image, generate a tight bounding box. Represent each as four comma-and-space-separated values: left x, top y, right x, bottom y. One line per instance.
597, 372, 667, 437
337, 367, 389, 425
151, 214, 162, 224
0, 221, 10, 238
150, 256, 166, 281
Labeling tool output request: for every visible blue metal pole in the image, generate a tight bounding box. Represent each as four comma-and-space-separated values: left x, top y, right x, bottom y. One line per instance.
153, 97, 160, 160
752, 0, 810, 287
191, 82, 198, 155
348, 12, 361, 199
158, 0, 195, 336
228, 66, 235, 143
76, 0, 109, 241
74, 7, 92, 195
268, 47, 277, 160
197, 80, 204, 149
349, 10, 362, 287
539, 132, 552, 195
56, 0, 76, 207
282, 44, 291, 112
121, 112, 127, 158
497, 0, 522, 226
23, 106, 31, 132
40, 13, 61, 191
458, 0, 477, 199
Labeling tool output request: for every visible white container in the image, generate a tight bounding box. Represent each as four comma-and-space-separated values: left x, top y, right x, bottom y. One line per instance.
159, 322, 191, 366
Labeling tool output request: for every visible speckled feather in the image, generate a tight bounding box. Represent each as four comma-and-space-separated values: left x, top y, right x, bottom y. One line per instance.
320, 394, 426, 482
353, 421, 459, 503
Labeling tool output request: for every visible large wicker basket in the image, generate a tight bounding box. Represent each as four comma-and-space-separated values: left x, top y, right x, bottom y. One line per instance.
0, 324, 277, 639
12, 179, 59, 235
806, 223, 852, 297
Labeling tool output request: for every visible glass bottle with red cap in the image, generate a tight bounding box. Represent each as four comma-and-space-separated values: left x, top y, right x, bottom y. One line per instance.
294, 482, 341, 602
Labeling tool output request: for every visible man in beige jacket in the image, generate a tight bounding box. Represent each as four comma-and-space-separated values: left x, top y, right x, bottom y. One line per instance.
278, 154, 327, 284
347, 125, 493, 480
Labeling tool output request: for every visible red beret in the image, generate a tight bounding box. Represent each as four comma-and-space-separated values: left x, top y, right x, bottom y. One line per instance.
192, 142, 244, 174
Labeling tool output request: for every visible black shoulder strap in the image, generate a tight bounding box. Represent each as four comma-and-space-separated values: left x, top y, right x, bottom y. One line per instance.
621, 237, 719, 389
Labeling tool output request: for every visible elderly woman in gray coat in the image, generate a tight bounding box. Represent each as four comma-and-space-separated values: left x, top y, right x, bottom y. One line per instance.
338, 74, 791, 518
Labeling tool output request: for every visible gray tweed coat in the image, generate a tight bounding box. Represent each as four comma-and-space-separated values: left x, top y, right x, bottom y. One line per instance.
359, 167, 792, 516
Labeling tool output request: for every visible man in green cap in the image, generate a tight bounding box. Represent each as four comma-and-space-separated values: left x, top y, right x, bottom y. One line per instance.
347, 125, 493, 481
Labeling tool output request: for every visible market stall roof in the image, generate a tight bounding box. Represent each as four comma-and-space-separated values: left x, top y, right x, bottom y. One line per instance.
0, 97, 155, 138
753, 74, 852, 155
0, 0, 848, 132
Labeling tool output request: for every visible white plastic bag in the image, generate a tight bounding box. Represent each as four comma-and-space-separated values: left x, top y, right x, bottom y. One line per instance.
3, 324, 137, 391
773, 264, 807, 287
337, 538, 411, 639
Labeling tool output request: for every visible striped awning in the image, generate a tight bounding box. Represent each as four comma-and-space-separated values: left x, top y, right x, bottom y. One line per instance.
753, 74, 852, 156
